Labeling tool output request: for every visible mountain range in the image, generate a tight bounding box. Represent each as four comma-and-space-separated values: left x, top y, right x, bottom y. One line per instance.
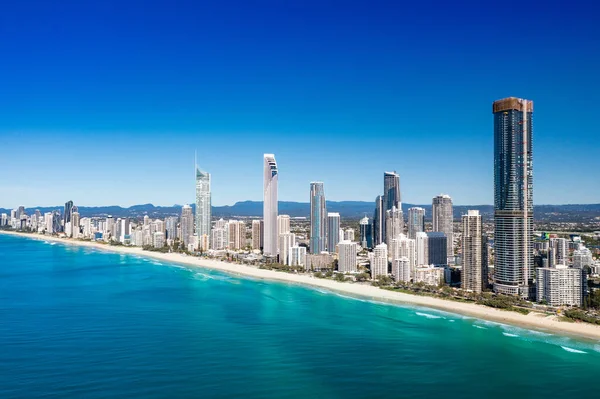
2, 201, 600, 222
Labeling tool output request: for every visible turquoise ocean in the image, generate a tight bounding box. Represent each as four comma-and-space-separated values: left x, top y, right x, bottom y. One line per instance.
1, 234, 599, 398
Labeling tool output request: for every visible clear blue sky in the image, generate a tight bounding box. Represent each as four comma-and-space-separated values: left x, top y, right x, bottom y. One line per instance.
1, 0, 599, 208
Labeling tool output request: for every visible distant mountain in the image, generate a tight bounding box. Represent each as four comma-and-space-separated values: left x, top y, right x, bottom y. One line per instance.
2, 202, 599, 222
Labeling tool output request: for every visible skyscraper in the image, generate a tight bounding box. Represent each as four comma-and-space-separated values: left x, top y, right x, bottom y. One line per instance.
277, 215, 291, 235
181, 204, 194, 247
310, 182, 327, 254
373, 196, 384, 246
432, 194, 453, 261
383, 171, 401, 243
63, 200, 73, 232
338, 240, 358, 273
371, 243, 388, 279
327, 212, 341, 254
263, 154, 278, 257
385, 206, 403, 245
461, 210, 484, 293
493, 97, 534, 297
426, 232, 447, 266
195, 165, 211, 239
383, 171, 401, 211
407, 207, 425, 239
359, 216, 372, 249
251, 220, 263, 251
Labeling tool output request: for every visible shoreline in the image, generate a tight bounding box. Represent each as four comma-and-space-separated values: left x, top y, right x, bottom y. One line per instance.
3, 230, 600, 341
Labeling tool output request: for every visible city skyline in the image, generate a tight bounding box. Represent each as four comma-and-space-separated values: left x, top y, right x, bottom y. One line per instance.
1, 2, 599, 208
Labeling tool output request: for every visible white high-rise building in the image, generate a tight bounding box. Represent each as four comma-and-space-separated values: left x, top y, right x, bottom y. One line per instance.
344, 228, 355, 242
211, 227, 227, 250
393, 257, 411, 283
44, 212, 53, 232
407, 207, 425, 239
181, 205, 194, 247
278, 232, 296, 265
327, 212, 341, 254
153, 232, 165, 248
432, 194, 453, 261
251, 220, 263, 250
290, 245, 307, 268
165, 217, 178, 240
227, 220, 246, 250
371, 243, 388, 279
461, 210, 484, 293
415, 232, 428, 266
195, 165, 211, 239
549, 238, 568, 267
536, 265, 583, 306
263, 154, 278, 257
573, 247, 593, 269
338, 240, 357, 273
389, 234, 416, 279
119, 218, 130, 243
277, 214, 291, 235
385, 206, 404, 245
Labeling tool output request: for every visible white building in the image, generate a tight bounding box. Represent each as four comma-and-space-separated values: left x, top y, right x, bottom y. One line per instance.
549, 237, 569, 267
153, 232, 165, 248
263, 154, 278, 256
181, 205, 194, 247
572, 246, 593, 269
414, 265, 445, 286
277, 214, 291, 235
327, 212, 341, 254
407, 207, 425, 239
392, 257, 411, 283
338, 240, 357, 273
278, 232, 296, 265
432, 194, 453, 261
389, 234, 416, 279
227, 220, 246, 250
195, 165, 212, 239
290, 245, 307, 268
415, 232, 428, 266
536, 265, 583, 307
211, 227, 228, 250
371, 243, 388, 279
385, 206, 403, 245
344, 228, 355, 242
461, 210, 484, 293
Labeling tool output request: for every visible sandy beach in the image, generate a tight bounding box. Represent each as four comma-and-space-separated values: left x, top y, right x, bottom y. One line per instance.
3, 230, 600, 341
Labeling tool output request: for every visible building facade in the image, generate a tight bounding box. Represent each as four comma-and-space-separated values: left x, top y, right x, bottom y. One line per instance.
371, 243, 388, 279
181, 204, 194, 247
536, 266, 583, 307
359, 216, 372, 249
407, 207, 425, 240
195, 167, 211, 239
327, 212, 341, 254
461, 210, 484, 293
493, 97, 534, 297
432, 194, 453, 261
263, 154, 278, 257
338, 240, 357, 273
310, 182, 327, 254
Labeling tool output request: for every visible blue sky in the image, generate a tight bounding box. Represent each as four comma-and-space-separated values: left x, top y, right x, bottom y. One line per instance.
1, 0, 599, 208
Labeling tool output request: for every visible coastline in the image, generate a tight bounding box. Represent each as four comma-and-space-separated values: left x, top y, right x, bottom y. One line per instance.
3, 230, 600, 341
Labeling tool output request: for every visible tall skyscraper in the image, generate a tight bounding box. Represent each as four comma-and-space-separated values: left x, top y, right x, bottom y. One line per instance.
63, 200, 73, 232
277, 215, 291, 235
278, 232, 296, 265
371, 243, 388, 279
359, 216, 372, 249
407, 207, 425, 239
327, 212, 341, 253
195, 165, 211, 239
426, 232, 447, 266
385, 206, 403, 245
263, 154, 278, 257
309, 182, 327, 254
373, 196, 384, 246
493, 97, 534, 297
383, 171, 401, 211
383, 171, 401, 243
432, 194, 453, 261
461, 210, 484, 293
181, 204, 194, 247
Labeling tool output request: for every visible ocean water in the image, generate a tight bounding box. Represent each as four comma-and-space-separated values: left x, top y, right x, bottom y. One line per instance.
1, 235, 600, 398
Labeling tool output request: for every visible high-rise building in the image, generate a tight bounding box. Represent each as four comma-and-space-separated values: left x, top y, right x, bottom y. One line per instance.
426, 232, 447, 266
415, 232, 428, 266
289, 245, 307, 268
432, 194, 453, 260
278, 232, 296, 265
277, 215, 291, 235
52, 211, 61, 234
407, 207, 425, 239
211, 227, 228, 250
327, 212, 341, 253
227, 220, 246, 250
385, 206, 403, 245
493, 97, 534, 297
359, 217, 372, 249
573, 247, 593, 269
309, 182, 327, 254
344, 228, 355, 242
165, 216, 178, 240
263, 154, 278, 257
373, 196, 384, 246
181, 205, 194, 247
195, 166, 211, 239
153, 232, 165, 248
549, 238, 568, 267
383, 171, 401, 211
119, 218, 130, 243
536, 266, 583, 306
71, 211, 80, 238
461, 210, 484, 293
338, 240, 357, 273
63, 200, 73, 232
251, 220, 263, 251
393, 257, 411, 283
389, 234, 416, 279
371, 243, 388, 279
383, 171, 401, 243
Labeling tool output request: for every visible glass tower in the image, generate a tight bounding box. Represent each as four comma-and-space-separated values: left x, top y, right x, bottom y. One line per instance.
493, 97, 534, 298
310, 182, 327, 254
195, 166, 211, 239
